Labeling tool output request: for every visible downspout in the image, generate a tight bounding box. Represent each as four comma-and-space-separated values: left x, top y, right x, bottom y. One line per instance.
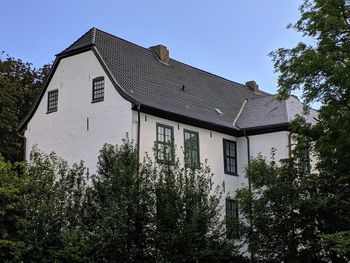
137, 103, 141, 162
236, 125, 254, 262
234, 99, 254, 262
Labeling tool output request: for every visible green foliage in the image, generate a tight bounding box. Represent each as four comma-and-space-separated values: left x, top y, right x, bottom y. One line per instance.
0, 155, 25, 262
0, 52, 50, 162
322, 231, 350, 254
270, 0, 350, 106
236, 138, 323, 262
83, 139, 153, 262
268, 0, 350, 261
20, 148, 89, 262
84, 138, 239, 262
0, 139, 241, 262
150, 158, 235, 262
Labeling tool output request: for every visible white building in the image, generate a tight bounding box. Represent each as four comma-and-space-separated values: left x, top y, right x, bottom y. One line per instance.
19, 28, 316, 212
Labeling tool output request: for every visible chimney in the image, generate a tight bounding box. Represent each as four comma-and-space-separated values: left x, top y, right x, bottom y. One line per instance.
149, 44, 170, 64
245, 80, 259, 93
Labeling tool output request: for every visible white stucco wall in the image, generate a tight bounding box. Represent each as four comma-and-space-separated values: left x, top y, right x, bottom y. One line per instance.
133, 112, 290, 196
133, 112, 288, 197
25, 51, 133, 172
249, 131, 290, 162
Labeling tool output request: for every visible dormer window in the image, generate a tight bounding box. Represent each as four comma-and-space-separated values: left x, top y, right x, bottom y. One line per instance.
47, 90, 58, 113
92, 77, 104, 102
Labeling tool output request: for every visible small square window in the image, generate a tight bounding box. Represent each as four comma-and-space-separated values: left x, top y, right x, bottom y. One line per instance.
47, 90, 58, 113
92, 77, 104, 102
223, 139, 237, 175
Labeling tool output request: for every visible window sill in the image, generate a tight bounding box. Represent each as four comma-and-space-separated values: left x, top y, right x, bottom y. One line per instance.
91, 98, 104, 103
156, 159, 175, 166
46, 109, 57, 114
225, 172, 239, 176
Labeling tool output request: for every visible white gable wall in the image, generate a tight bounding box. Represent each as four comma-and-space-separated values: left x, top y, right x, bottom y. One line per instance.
25, 51, 133, 172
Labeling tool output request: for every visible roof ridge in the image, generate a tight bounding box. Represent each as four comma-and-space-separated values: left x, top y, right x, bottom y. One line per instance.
91, 27, 97, 44
247, 94, 276, 101
171, 58, 254, 91
93, 27, 266, 94
58, 27, 95, 55
94, 28, 154, 53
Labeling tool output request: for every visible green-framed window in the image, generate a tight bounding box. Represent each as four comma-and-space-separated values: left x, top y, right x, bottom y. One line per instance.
226, 198, 239, 239
47, 90, 58, 113
92, 76, 105, 102
156, 123, 174, 163
223, 139, 237, 175
184, 129, 200, 168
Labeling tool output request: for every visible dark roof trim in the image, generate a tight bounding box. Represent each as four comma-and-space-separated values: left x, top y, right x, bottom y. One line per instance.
134, 104, 240, 136
18, 56, 61, 131
56, 43, 94, 57
91, 47, 138, 104
244, 123, 290, 136
133, 104, 290, 137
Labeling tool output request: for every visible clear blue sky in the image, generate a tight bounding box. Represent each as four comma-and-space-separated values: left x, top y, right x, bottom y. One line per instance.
2, 0, 304, 95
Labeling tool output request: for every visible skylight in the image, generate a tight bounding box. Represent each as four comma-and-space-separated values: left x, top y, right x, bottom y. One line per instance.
214, 108, 224, 116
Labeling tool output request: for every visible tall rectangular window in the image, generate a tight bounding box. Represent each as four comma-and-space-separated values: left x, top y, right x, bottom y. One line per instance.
184, 130, 200, 168
156, 124, 174, 163
47, 90, 58, 113
92, 77, 104, 102
223, 139, 237, 175
226, 198, 239, 239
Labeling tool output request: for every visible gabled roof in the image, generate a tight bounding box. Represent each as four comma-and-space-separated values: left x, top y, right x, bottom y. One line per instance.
20, 28, 313, 135
235, 95, 318, 131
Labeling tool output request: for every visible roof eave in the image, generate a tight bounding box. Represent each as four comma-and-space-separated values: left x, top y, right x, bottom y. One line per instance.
243, 122, 290, 136
135, 104, 241, 137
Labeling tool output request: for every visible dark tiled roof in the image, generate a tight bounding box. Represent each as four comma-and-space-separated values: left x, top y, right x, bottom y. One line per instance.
236, 95, 288, 129
236, 95, 318, 130
59, 28, 265, 130
22, 28, 304, 134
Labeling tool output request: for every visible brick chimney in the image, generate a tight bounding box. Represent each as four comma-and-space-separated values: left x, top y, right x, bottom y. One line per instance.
149, 44, 170, 64
245, 81, 259, 93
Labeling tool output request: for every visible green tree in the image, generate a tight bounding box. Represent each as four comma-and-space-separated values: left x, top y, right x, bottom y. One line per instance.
82, 139, 154, 262
0, 52, 50, 162
270, 0, 350, 261
20, 148, 89, 262
0, 148, 89, 263
151, 158, 236, 262
83, 139, 240, 262
0, 155, 25, 262
236, 136, 330, 262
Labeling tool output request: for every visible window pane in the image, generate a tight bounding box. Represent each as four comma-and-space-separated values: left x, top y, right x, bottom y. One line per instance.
47, 90, 58, 112
184, 131, 199, 167
157, 144, 164, 160
157, 124, 174, 162
165, 128, 171, 137
226, 143, 230, 156
224, 140, 237, 174
230, 142, 235, 157
93, 77, 104, 101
